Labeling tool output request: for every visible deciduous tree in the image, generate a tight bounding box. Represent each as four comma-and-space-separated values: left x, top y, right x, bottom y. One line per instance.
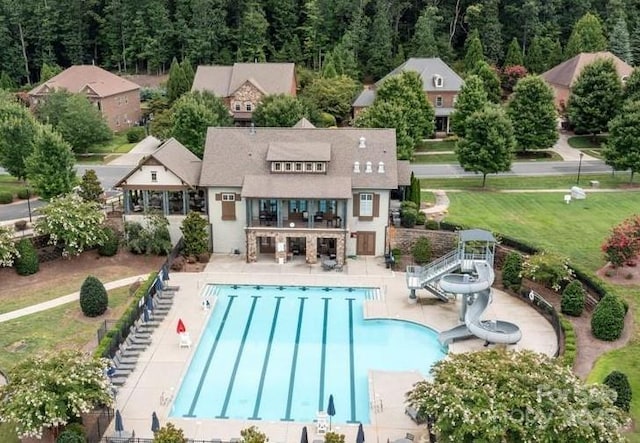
602, 100, 640, 183
0, 225, 18, 267
623, 68, 640, 103
35, 193, 107, 257
406, 349, 627, 442
463, 29, 484, 73
450, 75, 488, 137
410, 6, 440, 58
0, 96, 38, 180
470, 61, 501, 103
25, 125, 76, 199
455, 105, 515, 187
181, 211, 209, 256
568, 59, 622, 138
252, 94, 307, 127
0, 350, 113, 439
302, 75, 359, 124
507, 75, 558, 152
565, 12, 607, 59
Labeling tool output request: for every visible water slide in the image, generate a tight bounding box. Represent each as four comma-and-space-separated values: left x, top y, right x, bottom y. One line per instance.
438, 261, 522, 346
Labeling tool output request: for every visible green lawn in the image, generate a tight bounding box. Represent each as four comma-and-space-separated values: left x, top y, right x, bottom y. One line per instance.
89, 133, 136, 154
443, 191, 640, 272
412, 153, 458, 163
420, 172, 637, 190
412, 148, 561, 164
567, 135, 608, 150
0, 175, 27, 198
415, 140, 457, 152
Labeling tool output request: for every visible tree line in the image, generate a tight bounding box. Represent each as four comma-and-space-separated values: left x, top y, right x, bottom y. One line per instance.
0, 0, 639, 86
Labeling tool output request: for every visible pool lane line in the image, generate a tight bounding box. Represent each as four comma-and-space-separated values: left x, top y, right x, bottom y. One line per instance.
281, 296, 307, 421
250, 296, 284, 420
185, 295, 237, 417
347, 297, 357, 423
217, 295, 260, 419
318, 297, 330, 412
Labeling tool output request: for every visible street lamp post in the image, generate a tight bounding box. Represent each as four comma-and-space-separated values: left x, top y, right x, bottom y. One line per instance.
576, 152, 584, 185
26, 186, 32, 223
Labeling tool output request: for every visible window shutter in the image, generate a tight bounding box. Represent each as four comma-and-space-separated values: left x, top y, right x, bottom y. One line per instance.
353, 194, 360, 217
221, 201, 236, 220
215, 193, 222, 201
235, 193, 242, 201
373, 194, 380, 217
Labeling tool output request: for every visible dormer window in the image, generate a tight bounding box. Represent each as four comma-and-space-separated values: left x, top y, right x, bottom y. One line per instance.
234, 102, 241, 112
295, 162, 303, 171
271, 160, 326, 173
358, 136, 366, 148
433, 74, 444, 88
353, 161, 360, 173
285, 162, 292, 171
316, 162, 325, 172
378, 162, 385, 173
273, 162, 282, 172
365, 161, 372, 173
305, 162, 313, 171
245, 102, 253, 112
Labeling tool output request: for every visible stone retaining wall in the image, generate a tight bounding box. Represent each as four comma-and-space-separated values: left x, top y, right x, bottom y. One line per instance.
390, 228, 458, 259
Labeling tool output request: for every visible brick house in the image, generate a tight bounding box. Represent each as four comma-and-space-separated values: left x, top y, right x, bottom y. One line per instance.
191, 63, 296, 125
28, 65, 141, 131
352, 58, 464, 134
541, 51, 634, 112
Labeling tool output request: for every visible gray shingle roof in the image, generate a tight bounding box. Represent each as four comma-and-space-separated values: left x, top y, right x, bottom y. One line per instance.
266, 142, 331, 161
200, 127, 399, 195
191, 63, 295, 97
293, 117, 316, 128
352, 58, 463, 107
396, 160, 411, 186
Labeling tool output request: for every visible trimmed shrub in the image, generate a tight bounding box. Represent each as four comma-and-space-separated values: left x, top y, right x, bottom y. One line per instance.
0, 191, 13, 204
79, 275, 108, 317
415, 211, 426, 226
14, 238, 39, 275
400, 201, 418, 211
98, 226, 120, 256
126, 126, 146, 143
412, 237, 432, 264
560, 316, 577, 368
501, 252, 523, 290
401, 208, 418, 228
154, 423, 187, 443
56, 426, 85, 443
591, 295, 625, 341
603, 370, 632, 412
17, 188, 31, 199
561, 280, 586, 316
425, 219, 439, 230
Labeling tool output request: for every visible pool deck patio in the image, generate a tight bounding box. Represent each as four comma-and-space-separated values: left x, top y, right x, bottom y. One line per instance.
112, 254, 557, 442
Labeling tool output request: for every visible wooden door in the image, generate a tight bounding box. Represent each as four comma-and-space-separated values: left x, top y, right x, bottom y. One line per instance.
356, 231, 376, 255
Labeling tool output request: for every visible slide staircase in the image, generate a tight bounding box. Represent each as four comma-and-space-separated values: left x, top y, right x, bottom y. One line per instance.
406, 250, 462, 302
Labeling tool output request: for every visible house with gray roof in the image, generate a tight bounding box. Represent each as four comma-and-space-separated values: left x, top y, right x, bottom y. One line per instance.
352, 58, 463, 134
191, 63, 297, 125
115, 138, 205, 242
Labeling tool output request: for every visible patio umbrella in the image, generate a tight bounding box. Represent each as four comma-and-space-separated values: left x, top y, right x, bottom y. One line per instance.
151, 411, 160, 433
143, 306, 150, 323
327, 394, 336, 431
115, 409, 124, 436
177, 318, 186, 334
356, 423, 365, 443
300, 426, 309, 443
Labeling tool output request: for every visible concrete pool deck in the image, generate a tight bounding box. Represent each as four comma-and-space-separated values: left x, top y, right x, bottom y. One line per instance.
112, 254, 557, 442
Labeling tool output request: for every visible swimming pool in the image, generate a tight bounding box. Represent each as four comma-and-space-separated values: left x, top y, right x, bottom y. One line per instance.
172, 285, 445, 424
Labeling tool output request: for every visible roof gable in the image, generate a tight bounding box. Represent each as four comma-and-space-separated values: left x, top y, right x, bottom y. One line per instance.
29, 65, 140, 98
192, 63, 295, 97
541, 51, 634, 87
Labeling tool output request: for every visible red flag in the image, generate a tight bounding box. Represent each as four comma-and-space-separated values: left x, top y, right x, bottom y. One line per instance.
177, 319, 186, 334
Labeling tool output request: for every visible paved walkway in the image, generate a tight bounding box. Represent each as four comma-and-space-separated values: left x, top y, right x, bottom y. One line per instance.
0, 275, 148, 324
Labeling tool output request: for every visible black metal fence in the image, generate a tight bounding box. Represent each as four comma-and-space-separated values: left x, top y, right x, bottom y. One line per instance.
102, 438, 234, 443
512, 287, 563, 358
84, 407, 116, 443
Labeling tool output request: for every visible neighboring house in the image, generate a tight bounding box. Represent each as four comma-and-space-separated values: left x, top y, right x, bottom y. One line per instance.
352, 58, 464, 133
115, 138, 205, 244
191, 63, 297, 125
200, 125, 402, 264
541, 51, 634, 111
28, 65, 141, 131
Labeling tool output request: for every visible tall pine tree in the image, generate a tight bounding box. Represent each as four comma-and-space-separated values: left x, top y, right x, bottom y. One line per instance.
504, 38, 524, 67
464, 30, 485, 73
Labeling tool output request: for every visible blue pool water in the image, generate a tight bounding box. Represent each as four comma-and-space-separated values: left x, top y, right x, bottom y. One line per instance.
172, 285, 445, 424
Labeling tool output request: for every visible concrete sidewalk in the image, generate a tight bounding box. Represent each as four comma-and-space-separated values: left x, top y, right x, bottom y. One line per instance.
0, 274, 148, 324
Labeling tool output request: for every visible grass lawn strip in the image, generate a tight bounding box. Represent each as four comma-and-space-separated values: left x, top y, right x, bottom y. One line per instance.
0, 176, 27, 198
567, 135, 608, 150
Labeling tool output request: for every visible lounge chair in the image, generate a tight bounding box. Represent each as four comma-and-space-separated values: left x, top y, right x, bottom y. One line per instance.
179, 332, 192, 349
315, 411, 328, 435
405, 406, 427, 424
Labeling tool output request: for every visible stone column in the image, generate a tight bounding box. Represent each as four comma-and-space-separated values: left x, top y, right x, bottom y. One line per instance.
246, 230, 257, 262
275, 233, 287, 263
336, 233, 346, 265
306, 234, 318, 264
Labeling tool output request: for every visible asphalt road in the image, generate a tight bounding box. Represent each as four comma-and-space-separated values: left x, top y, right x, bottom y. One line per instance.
0, 164, 131, 222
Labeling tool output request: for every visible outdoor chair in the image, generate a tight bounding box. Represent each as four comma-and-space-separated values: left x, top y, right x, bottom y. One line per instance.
179, 332, 192, 349
405, 406, 427, 424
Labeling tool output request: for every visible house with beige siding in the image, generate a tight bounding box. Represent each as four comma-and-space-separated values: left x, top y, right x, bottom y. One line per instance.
191, 63, 297, 125
28, 65, 141, 131
115, 138, 206, 243
353, 58, 463, 134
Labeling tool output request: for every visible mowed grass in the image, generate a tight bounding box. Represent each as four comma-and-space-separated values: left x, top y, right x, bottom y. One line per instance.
421, 172, 638, 190
568, 135, 608, 150
443, 191, 640, 272
89, 133, 136, 154
0, 175, 27, 197
412, 153, 458, 163
415, 140, 457, 152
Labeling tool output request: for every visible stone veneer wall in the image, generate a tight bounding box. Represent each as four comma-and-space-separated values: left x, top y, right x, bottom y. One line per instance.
391, 228, 459, 259
246, 229, 346, 265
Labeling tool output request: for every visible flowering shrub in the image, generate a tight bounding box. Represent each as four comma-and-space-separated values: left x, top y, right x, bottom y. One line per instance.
0, 225, 18, 267
35, 193, 107, 258
0, 350, 113, 439
602, 217, 640, 268
500, 65, 528, 94
521, 251, 573, 291
406, 349, 628, 442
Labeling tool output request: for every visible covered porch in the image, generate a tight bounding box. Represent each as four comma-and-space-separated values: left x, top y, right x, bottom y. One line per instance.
246, 198, 347, 229
246, 229, 346, 265
122, 187, 207, 216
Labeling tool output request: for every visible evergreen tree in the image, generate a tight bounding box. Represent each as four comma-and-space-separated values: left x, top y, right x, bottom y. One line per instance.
565, 13, 608, 59
507, 75, 558, 152
525, 36, 546, 73
568, 59, 623, 138
450, 75, 489, 137
39, 63, 62, 83
166, 58, 188, 104
181, 59, 195, 90
602, 100, 640, 183
455, 105, 515, 187
470, 61, 502, 103
78, 169, 104, 202
302, 75, 359, 124
365, 0, 394, 79
623, 69, 640, 103
410, 6, 440, 58
465, 0, 503, 63
608, 16, 632, 65
237, 2, 269, 62
631, 27, 640, 67
322, 54, 338, 78
504, 38, 524, 67
25, 125, 76, 199
464, 30, 485, 73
